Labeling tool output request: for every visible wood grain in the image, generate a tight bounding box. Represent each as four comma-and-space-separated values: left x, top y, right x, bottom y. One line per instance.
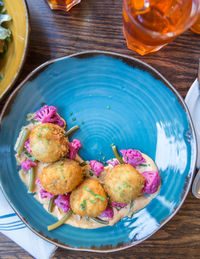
0, 0, 200, 258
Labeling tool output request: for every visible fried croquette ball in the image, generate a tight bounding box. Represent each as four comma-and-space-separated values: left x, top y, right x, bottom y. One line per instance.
40, 159, 83, 195
29, 123, 69, 163
104, 164, 145, 203
70, 179, 108, 217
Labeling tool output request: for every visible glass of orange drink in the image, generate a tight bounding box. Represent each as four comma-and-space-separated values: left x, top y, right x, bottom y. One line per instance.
190, 12, 200, 34
46, 0, 81, 11
123, 0, 200, 55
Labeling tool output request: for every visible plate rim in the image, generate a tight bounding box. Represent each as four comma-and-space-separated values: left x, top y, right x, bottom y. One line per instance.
0, 50, 198, 252
0, 0, 30, 100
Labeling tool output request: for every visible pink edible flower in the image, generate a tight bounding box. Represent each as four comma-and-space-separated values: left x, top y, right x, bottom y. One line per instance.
120, 149, 145, 167
40, 189, 54, 199
89, 160, 104, 177
142, 171, 161, 194
35, 179, 42, 188
35, 179, 54, 199
67, 139, 81, 159
54, 194, 70, 213
21, 159, 37, 171
34, 105, 64, 127
24, 139, 31, 153
107, 159, 119, 167
111, 202, 127, 210
99, 205, 114, 219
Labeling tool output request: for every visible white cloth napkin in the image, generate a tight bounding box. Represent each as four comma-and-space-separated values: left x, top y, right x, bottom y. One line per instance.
185, 79, 200, 168
0, 190, 57, 258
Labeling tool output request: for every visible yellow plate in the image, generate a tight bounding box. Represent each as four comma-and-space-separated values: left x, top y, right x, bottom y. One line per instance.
0, 0, 29, 99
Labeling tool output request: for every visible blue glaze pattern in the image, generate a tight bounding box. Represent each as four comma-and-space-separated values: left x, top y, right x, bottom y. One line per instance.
0, 51, 197, 251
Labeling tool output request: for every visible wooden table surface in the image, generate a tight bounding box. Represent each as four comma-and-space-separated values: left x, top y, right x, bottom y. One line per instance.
0, 0, 200, 258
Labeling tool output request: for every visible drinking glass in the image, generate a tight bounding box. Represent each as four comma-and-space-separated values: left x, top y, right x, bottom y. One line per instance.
123, 0, 200, 55
46, 0, 81, 11
190, 12, 200, 34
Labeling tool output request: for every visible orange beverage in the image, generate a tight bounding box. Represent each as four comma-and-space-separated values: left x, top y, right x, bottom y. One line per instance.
123, 0, 200, 55
190, 13, 200, 34
46, 0, 81, 11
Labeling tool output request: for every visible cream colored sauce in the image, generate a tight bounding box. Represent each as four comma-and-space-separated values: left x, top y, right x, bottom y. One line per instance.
16, 125, 160, 229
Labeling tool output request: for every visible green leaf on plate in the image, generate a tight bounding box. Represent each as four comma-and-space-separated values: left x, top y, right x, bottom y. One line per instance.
0, 14, 11, 40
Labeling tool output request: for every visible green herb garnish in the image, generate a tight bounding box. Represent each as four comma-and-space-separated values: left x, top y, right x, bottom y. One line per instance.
26, 113, 36, 123
80, 200, 86, 211
36, 133, 42, 138
140, 163, 147, 167
123, 182, 128, 187
84, 187, 105, 201
80, 161, 89, 166
89, 172, 94, 176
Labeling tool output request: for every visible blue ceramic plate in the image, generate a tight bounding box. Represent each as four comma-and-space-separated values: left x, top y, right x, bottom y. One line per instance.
0, 51, 197, 252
